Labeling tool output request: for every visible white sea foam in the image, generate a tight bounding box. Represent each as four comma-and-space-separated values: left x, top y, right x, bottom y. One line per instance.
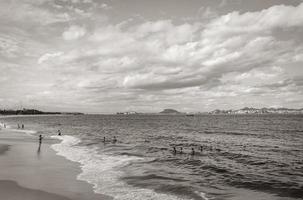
0, 122, 10, 129
13, 129, 37, 136
51, 135, 209, 200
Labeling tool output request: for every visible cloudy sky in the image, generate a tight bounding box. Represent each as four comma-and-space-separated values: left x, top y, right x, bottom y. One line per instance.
0, 0, 303, 113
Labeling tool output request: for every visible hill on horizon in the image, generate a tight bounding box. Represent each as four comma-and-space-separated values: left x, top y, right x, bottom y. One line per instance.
159, 109, 180, 114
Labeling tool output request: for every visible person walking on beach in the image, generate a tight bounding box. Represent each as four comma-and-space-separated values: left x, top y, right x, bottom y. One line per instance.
58, 130, 61, 136
21, 124, 24, 129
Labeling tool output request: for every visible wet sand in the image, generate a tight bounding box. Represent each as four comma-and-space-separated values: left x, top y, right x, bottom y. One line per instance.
0, 128, 111, 200
0, 180, 72, 200
0, 144, 10, 154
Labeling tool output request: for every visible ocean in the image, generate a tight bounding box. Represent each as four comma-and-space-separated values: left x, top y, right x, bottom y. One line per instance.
1, 114, 303, 200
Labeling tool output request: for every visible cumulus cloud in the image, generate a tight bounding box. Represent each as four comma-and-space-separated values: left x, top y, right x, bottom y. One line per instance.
1, 0, 303, 112
62, 25, 86, 40
38, 52, 64, 64
48, 3, 303, 96
0, 0, 71, 25
100, 3, 111, 10
203, 3, 303, 39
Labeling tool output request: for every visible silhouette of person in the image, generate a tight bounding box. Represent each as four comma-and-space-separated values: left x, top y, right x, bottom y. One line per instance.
200, 145, 203, 152
21, 124, 24, 129
191, 148, 195, 156
18, 124, 20, 129
179, 147, 183, 154
103, 137, 106, 143
39, 134, 43, 144
58, 130, 61, 136
113, 136, 117, 144
173, 147, 177, 155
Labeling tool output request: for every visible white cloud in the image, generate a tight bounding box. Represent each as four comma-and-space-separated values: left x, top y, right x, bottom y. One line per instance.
0, 36, 19, 57
52, 3, 303, 95
38, 52, 64, 64
204, 3, 303, 39
1, 1, 303, 112
0, 1, 71, 25
62, 25, 86, 40
100, 3, 111, 10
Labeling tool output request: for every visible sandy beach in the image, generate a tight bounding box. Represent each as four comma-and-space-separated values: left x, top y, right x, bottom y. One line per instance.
0, 127, 111, 200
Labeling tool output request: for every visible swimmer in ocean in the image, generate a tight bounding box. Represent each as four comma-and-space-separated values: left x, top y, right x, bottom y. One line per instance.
113, 136, 117, 144
191, 147, 195, 156
173, 147, 177, 154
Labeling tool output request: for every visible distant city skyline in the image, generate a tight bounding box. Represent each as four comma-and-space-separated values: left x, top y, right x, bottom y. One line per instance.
1, 0, 303, 113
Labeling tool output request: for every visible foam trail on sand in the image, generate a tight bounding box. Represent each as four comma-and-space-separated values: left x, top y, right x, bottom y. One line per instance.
51, 135, 209, 200
13, 129, 37, 136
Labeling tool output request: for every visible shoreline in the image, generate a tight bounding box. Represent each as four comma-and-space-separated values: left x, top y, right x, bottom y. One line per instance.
0, 128, 111, 200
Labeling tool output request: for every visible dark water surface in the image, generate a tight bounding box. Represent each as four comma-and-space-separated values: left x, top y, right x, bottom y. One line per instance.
1, 114, 303, 200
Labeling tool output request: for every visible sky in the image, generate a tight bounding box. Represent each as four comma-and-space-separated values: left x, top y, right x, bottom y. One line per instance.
0, 0, 303, 113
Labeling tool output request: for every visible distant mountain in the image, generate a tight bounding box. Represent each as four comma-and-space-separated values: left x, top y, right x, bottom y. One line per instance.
0, 108, 83, 115
209, 107, 303, 114
160, 109, 180, 114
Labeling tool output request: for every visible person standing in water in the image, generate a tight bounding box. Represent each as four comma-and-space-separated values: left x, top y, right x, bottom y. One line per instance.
113, 136, 117, 144
191, 148, 195, 156
179, 147, 183, 154
172, 147, 177, 155
39, 135, 43, 143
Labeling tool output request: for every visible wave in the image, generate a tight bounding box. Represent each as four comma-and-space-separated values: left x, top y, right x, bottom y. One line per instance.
51, 135, 209, 200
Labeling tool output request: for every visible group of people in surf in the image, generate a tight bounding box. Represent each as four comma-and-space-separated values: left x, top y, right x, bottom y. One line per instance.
103, 136, 118, 144
38, 129, 62, 144
38, 130, 118, 145
17, 124, 25, 129
172, 145, 221, 156
0, 123, 7, 129
172, 146, 196, 156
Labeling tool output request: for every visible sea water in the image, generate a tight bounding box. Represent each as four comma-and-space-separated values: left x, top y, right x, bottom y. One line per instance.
1, 114, 302, 200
